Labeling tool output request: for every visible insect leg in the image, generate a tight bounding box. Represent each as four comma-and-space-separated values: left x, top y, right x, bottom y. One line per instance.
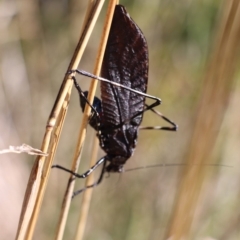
69, 70, 177, 131
52, 156, 106, 178
72, 159, 107, 198
72, 75, 101, 123
68, 69, 162, 105
69, 69, 164, 122
139, 104, 178, 131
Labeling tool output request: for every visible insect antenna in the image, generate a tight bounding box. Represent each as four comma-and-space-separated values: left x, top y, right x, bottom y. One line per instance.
124, 163, 231, 172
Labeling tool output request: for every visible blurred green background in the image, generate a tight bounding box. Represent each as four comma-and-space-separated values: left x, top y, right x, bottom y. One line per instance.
1, 0, 240, 239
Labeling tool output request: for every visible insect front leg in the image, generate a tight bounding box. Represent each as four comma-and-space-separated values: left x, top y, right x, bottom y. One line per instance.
52, 156, 106, 179
72, 159, 107, 198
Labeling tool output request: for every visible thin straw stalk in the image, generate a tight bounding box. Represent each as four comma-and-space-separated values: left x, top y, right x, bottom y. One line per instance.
74, 1, 119, 239
15, 1, 104, 239
53, 0, 115, 239
166, 0, 240, 239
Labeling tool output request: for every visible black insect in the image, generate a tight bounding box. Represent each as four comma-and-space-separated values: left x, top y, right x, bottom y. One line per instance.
53, 5, 177, 196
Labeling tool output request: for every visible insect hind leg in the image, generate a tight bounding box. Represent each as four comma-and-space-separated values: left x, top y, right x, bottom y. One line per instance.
114, 102, 177, 132
68, 70, 177, 131
69, 69, 162, 105
68, 69, 163, 124
139, 104, 178, 131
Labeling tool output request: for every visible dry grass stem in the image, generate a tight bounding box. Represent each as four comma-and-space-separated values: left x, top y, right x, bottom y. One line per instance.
2, 1, 238, 240
15, 1, 104, 240
166, 0, 240, 239
54, 1, 107, 240
74, 1, 119, 239
74, 137, 99, 240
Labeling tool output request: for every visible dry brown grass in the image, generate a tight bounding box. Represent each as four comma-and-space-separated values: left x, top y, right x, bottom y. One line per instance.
1, 0, 240, 240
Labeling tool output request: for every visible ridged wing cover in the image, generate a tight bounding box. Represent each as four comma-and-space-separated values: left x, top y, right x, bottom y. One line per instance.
101, 5, 149, 128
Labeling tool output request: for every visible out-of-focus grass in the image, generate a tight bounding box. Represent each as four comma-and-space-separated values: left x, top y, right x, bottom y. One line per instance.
1, 0, 240, 239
